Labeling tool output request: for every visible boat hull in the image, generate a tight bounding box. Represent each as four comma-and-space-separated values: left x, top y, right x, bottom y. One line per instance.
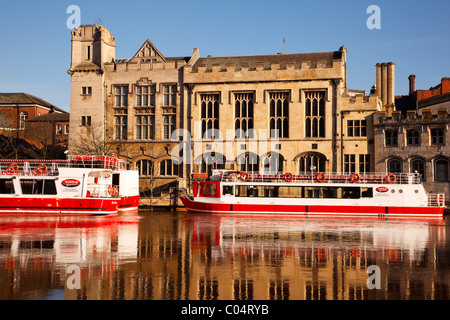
179, 196, 445, 218
0, 197, 121, 216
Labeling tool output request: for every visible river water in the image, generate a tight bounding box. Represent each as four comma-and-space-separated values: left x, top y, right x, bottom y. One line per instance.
0, 210, 449, 301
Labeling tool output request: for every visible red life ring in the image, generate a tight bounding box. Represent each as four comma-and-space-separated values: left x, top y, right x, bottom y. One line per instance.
241, 172, 250, 182
7, 163, 19, 174
350, 173, 360, 183
316, 173, 326, 183
284, 172, 293, 182
386, 174, 396, 184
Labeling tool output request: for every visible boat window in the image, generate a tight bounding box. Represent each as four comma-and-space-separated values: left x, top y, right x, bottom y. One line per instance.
235, 185, 363, 199
200, 182, 220, 198
341, 187, 360, 199
223, 185, 233, 196
20, 179, 57, 195
0, 179, 15, 194
361, 187, 373, 198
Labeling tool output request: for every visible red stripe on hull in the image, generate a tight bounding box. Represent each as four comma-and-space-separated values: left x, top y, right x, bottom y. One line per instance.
179, 197, 444, 217
0, 197, 120, 215
118, 195, 140, 212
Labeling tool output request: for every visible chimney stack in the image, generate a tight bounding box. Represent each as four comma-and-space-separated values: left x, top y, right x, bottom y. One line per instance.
408, 74, 416, 95
375, 62, 395, 108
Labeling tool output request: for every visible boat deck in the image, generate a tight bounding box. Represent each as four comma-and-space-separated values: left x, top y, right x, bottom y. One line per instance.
202, 171, 422, 185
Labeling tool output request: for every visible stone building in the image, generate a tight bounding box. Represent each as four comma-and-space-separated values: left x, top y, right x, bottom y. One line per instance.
374, 75, 450, 205
184, 51, 384, 178
68, 24, 386, 196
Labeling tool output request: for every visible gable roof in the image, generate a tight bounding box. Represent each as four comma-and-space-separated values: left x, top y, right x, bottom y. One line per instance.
131, 39, 166, 62
0, 93, 68, 114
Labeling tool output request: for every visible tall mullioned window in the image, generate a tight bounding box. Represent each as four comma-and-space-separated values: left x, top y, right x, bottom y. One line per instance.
115, 116, 127, 140
305, 91, 325, 138
201, 94, 220, 139
163, 114, 176, 140
115, 86, 128, 107
344, 154, 356, 173
269, 92, 289, 138
136, 86, 156, 107
136, 160, 154, 177
136, 115, 155, 140
163, 85, 177, 106
235, 93, 254, 138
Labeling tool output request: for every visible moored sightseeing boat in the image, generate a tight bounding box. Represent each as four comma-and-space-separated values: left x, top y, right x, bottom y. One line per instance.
180, 170, 445, 218
0, 155, 139, 215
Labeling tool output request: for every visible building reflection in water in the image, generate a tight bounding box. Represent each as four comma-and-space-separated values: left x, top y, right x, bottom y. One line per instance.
0, 211, 449, 300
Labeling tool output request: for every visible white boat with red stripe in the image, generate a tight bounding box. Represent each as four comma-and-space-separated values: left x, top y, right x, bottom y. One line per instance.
0, 155, 139, 215
180, 170, 445, 218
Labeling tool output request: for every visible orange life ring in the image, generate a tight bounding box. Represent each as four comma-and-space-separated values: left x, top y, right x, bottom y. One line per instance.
386, 174, 396, 184
108, 185, 118, 197
350, 173, 360, 183
241, 172, 250, 182
316, 173, 326, 183
284, 172, 293, 182
7, 163, 19, 174
37, 164, 47, 174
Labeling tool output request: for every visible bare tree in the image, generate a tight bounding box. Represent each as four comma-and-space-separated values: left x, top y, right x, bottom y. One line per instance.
69, 121, 125, 156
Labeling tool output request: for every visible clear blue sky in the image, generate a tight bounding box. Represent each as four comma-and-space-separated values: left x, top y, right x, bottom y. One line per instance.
1, 0, 449, 111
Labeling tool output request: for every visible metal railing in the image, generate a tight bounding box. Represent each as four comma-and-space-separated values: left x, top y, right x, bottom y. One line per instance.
0, 155, 129, 176
216, 171, 422, 185
428, 194, 445, 207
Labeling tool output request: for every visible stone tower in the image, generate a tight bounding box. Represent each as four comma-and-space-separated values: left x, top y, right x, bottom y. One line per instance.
68, 25, 115, 155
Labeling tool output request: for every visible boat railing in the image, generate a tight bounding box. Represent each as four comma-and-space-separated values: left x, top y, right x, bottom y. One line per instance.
0, 160, 62, 177
0, 155, 128, 176
428, 194, 445, 207
216, 171, 422, 185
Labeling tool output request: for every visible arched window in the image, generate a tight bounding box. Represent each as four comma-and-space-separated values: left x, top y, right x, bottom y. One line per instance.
411, 158, 426, 181
388, 158, 402, 173
237, 152, 259, 173
199, 152, 226, 175
160, 159, 179, 176
262, 153, 284, 174
136, 160, 154, 177
20, 112, 28, 129
435, 158, 449, 182
298, 153, 326, 173
385, 130, 398, 146
407, 130, 420, 146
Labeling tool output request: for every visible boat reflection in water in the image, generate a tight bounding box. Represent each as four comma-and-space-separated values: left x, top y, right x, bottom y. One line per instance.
0, 211, 140, 300
1, 210, 450, 300
187, 213, 449, 300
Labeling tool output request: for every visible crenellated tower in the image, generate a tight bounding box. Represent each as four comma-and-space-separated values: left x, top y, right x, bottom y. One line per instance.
68, 25, 116, 155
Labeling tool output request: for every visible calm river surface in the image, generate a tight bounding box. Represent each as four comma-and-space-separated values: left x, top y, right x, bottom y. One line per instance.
1, 210, 449, 300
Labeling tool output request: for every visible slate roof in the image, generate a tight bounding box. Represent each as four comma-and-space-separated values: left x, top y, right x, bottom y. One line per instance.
0, 93, 67, 114
191, 51, 343, 70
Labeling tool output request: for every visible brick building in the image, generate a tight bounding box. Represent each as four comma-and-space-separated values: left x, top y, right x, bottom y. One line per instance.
0, 93, 69, 157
